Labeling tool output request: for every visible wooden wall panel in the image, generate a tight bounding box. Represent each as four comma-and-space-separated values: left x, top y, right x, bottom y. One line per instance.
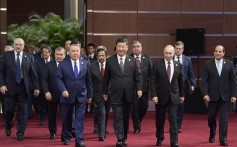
138, 0, 181, 11
138, 14, 181, 33
181, 14, 224, 34
206, 36, 237, 56
138, 36, 176, 56
181, 0, 223, 11
0, 0, 7, 7
87, 13, 93, 33
224, 0, 237, 11
92, 13, 137, 33
87, 0, 93, 10
224, 15, 237, 33
92, 0, 137, 11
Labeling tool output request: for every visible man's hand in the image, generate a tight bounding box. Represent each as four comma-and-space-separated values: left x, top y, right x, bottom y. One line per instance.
62, 91, 69, 98
45, 92, 52, 101
137, 90, 142, 99
103, 94, 108, 101
179, 97, 185, 103
152, 97, 158, 104
34, 90, 40, 97
190, 86, 195, 91
0, 86, 7, 94
204, 95, 210, 102
231, 97, 237, 103
87, 98, 92, 104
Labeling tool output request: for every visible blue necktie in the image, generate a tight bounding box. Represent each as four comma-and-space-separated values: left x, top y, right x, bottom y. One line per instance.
16, 53, 21, 83
74, 61, 78, 79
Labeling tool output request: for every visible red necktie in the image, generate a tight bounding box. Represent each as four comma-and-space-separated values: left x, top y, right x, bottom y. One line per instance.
167, 61, 171, 82
136, 56, 141, 68
101, 62, 105, 77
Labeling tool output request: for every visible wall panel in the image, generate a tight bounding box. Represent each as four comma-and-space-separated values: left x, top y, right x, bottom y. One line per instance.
138, 0, 181, 11
93, 0, 137, 11
181, 0, 223, 11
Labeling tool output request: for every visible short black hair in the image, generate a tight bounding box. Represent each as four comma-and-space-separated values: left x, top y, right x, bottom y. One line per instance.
116, 38, 128, 46
87, 43, 95, 48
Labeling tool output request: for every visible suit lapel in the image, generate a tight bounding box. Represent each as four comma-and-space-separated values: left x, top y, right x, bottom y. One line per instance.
96, 61, 103, 78
211, 59, 220, 77
114, 55, 123, 75
67, 58, 75, 78
10, 51, 16, 67
161, 59, 170, 83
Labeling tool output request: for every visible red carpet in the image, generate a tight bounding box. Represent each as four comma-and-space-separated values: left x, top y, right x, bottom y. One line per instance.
1, 112, 237, 147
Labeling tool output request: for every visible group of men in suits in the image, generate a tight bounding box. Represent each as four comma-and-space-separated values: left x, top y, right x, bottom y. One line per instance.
0, 37, 236, 147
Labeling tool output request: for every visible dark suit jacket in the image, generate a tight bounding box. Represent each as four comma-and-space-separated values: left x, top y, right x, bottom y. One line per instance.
90, 61, 104, 103
87, 54, 97, 63
201, 59, 237, 101
180, 55, 196, 86
0, 51, 39, 98
103, 54, 143, 104
151, 59, 184, 105
42, 60, 60, 102
130, 53, 152, 92
56, 57, 93, 104
35, 58, 54, 93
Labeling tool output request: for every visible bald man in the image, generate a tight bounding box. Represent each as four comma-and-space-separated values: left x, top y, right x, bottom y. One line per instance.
151, 45, 184, 147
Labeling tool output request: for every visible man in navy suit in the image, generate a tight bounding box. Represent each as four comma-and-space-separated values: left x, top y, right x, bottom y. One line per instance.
0, 38, 39, 140
130, 41, 152, 134
202, 45, 237, 146
174, 41, 196, 133
42, 47, 66, 140
151, 45, 184, 147
103, 38, 143, 147
56, 43, 92, 147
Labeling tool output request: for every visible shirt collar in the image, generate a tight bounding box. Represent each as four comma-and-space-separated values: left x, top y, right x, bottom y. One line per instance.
164, 59, 173, 65
14, 50, 23, 56
215, 58, 223, 63
117, 54, 126, 61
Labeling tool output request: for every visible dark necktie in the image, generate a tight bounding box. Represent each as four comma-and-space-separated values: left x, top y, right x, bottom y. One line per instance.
177, 56, 181, 63
136, 56, 141, 68
16, 53, 21, 84
119, 57, 124, 73
101, 62, 105, 77
74, 61, 78, 79
167, 61, 171, 82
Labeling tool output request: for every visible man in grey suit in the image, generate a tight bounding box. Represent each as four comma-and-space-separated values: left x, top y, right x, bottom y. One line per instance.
202, 45, 237, 146
103, 38, 143, 147
174, 41, 196, 133
130, 41, 152, 134
151, 45, 184, 147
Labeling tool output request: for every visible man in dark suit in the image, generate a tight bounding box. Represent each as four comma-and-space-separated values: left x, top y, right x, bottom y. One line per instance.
90, 46, 110, 141
130, 40, 152, 134
103, 38, 143, 147
42, 47, 66, 140
0, 38, 39, 140
56, 43, 92, 147
202, 45, 237, 146
87, 43, 97, 62
35, 45, 54, 126
151, 45, 184, 147
174, 41, 196, 133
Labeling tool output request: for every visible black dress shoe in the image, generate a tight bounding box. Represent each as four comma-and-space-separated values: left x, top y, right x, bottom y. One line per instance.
75, 142, 86, 147
134, 129, 140, 134
99, 136, 105, 141
171, 143, 180, 147
5, 128, 11, 136
39, 120, 45, 126
220, 141, 228, 146
156, 140, 162, 146
63, 139, 70, 145
116, 141, 126, 147
50, 133, 56, 140
61, 137, 65, 142
178, 129, 182, 133
17, 134, 24, 141
209, 137, 215, 143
